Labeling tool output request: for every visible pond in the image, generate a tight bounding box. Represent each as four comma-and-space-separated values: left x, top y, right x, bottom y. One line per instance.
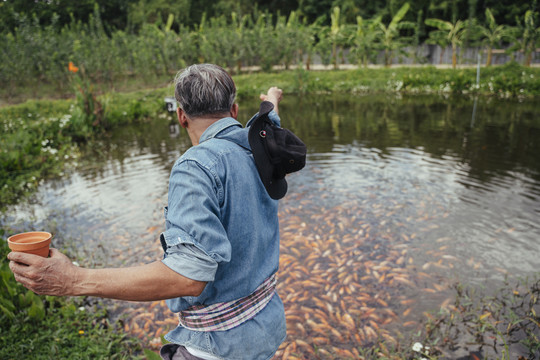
2, 93, 540, 358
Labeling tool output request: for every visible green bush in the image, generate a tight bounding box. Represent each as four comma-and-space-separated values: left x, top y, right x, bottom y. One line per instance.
0, 85, 166, 209
0, 100, 79, 209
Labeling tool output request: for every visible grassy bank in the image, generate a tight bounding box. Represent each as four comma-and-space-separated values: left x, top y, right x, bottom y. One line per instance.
233, 62, 540, 98
4, 62, 540, 106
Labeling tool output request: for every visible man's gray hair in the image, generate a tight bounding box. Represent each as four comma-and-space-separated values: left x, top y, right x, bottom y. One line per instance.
174, 64, 236, 118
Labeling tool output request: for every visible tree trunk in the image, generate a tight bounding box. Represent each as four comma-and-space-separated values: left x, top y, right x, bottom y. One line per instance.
306, 53, 311, 70
332, 43, 338, 69
385, 49, 391, 67
486, 47, 493, 67
452, 43, 457, 69
525, 50, 533, 67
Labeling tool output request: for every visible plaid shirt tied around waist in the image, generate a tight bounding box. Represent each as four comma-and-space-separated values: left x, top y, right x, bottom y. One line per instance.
178, 274, 277, 332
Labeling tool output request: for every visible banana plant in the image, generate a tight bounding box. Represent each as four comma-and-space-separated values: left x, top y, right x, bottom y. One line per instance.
231, 12, 250, 73
350, 15, 382, 67
330, 6, 344, 69
477, 8, 511, 66
425, 17, 468, 69
378, 2, 412, 67
508, 10, 540, 67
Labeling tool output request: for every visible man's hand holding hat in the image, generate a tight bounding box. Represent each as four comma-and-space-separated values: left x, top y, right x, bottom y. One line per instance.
249, 88, 307, 200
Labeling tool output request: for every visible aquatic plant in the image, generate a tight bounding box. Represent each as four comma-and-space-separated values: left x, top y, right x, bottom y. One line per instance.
68, 62, 105, 142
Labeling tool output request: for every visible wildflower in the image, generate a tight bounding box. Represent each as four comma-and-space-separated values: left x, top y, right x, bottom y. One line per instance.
78, 307, 85, 312
59, 114, 71, 128
68, 61, 79, 73
412, 342, 423, 352
79, 330, 85, 335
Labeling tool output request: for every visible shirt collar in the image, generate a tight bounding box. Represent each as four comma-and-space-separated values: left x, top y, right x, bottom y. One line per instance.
199, 117, 242, 144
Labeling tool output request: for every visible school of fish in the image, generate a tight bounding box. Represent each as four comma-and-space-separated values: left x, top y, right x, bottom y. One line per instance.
108, 182, 488, 360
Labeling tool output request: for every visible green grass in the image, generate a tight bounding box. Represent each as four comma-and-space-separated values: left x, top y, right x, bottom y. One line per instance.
234, 62, 540, 97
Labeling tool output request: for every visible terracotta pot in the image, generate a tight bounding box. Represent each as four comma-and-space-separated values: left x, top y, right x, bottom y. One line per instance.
7, 231, 52, 257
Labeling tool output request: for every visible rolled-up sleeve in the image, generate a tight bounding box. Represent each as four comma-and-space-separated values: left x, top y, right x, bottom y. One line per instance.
246, 110, 281, 128
160, 159, 230, 282
161, 242, 218, 282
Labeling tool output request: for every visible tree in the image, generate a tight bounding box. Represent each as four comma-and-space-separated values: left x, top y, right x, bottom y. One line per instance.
478, 8, 511, 66
349, 15, 382, 67
508, 9, 540, 67
425, 18, 467, 68
278, 11, 314, 70
378, 2, 413, 67
330, 6, 345, 69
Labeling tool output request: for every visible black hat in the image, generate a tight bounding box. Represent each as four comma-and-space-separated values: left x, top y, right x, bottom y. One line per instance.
248, 101, 307, 200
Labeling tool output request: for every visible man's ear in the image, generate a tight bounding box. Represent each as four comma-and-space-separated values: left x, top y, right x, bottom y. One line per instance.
230, 103, 239, 119
177, 108, 189, 128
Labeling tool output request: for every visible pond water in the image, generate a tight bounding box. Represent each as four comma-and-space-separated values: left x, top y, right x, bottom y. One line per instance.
2, 93, 540, 358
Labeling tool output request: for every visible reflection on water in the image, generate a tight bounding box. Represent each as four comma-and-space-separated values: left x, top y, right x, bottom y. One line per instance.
2, 94, 540, 357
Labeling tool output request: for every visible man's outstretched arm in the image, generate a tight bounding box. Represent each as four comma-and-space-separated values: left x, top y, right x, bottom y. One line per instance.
8, 248, 206, 301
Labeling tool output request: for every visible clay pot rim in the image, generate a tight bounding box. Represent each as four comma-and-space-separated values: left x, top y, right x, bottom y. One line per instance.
7, 231, 52, 248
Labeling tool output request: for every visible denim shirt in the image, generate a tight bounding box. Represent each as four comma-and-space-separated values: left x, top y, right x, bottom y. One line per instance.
160, 112, 286, 360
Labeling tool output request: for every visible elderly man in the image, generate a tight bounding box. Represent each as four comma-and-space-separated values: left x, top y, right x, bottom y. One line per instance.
9, 64, 306, 360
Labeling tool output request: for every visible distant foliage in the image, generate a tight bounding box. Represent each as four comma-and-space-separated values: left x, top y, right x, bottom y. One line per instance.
0, 3, 538, 96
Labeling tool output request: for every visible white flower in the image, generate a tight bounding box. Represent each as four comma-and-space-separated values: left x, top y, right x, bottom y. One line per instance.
78, 307, 85, 311
412, 342, 423, 352
59, 114, 71, 128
